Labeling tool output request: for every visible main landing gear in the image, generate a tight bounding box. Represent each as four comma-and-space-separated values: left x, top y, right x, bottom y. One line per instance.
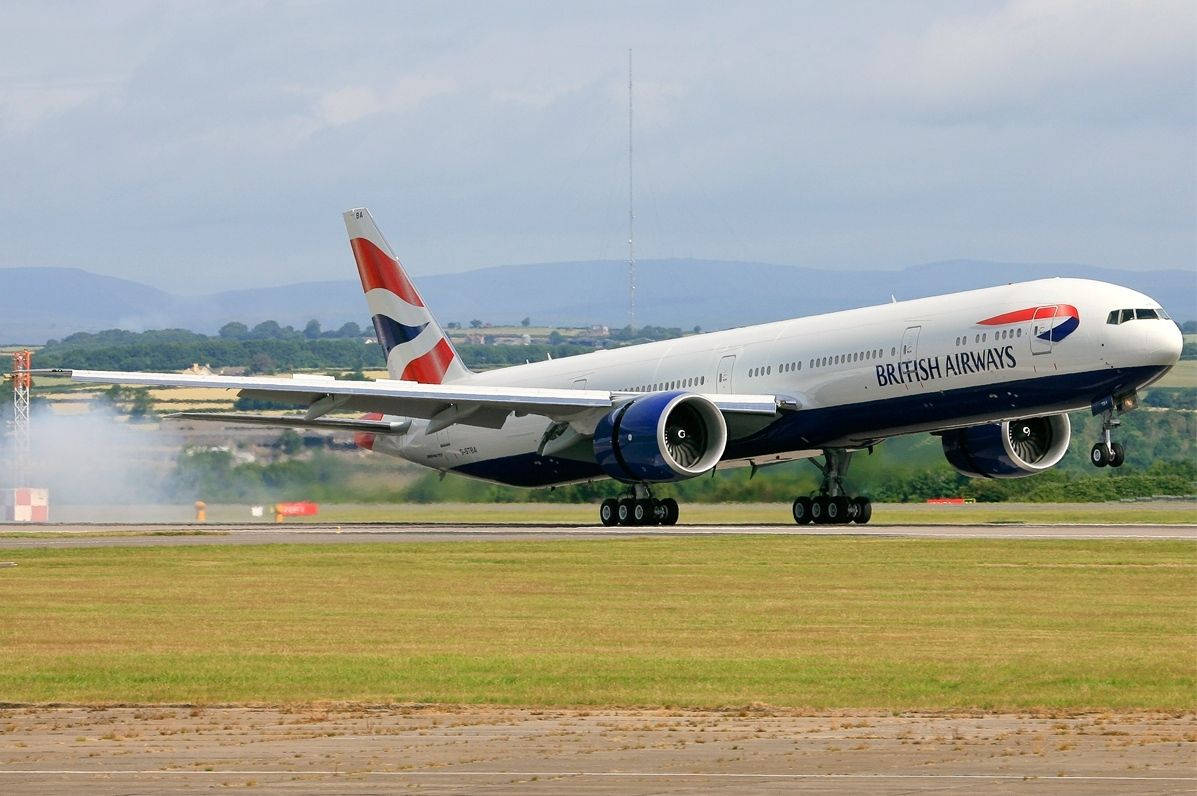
792, 448, 872, 525
1090, 405, 1126, 468
599, 484, 679, 526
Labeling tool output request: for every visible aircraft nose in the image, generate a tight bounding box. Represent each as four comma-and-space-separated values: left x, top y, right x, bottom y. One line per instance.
1153, 322, 1183, 365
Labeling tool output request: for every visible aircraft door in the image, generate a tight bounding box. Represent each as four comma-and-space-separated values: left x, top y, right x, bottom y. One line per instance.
1030, 306, 1056, 355
716, 355, 736, 393
900, 326, 921, 360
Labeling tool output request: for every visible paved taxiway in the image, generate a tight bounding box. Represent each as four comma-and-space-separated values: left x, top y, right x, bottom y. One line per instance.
0, 522, 1192, 549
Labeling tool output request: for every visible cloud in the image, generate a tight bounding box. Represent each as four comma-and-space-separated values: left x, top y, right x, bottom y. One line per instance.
315, 76, 458, 128
0, 1, 1191, 293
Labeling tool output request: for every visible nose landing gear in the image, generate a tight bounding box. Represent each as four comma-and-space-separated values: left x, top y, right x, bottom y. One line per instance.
792, 449, 872, 525
599, 484, 679, 526
1090, 401, 1128, 468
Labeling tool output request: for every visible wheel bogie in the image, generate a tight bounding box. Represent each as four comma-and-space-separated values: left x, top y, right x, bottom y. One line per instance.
601, 493, 681, 526
794, 494, 872, 525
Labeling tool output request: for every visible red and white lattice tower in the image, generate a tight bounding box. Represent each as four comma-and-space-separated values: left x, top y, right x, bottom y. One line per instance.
9, 350, 32, 488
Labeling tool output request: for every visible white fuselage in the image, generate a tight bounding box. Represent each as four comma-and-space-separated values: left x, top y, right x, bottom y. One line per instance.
372, 278, 1181, 486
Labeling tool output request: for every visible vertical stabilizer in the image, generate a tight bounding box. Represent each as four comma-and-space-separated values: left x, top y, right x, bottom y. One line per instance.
343, 208, 470, 384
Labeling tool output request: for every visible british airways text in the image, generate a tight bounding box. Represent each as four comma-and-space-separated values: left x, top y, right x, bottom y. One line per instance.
875, 345, 1018, 387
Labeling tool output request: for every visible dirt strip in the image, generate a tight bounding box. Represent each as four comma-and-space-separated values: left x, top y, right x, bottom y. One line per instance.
1, 707, 1193, 794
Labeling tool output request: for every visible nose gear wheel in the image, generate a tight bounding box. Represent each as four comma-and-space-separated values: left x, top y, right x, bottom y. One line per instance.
1090, 404, 1126, 469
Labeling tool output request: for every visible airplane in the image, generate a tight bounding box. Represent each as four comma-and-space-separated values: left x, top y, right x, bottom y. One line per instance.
46, 208, 1183, 526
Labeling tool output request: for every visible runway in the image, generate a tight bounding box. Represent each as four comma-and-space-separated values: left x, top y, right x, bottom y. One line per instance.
0, 522, 1193, 548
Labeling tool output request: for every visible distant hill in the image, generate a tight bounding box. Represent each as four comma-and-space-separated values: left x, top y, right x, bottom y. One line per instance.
1, 259, 1193, 343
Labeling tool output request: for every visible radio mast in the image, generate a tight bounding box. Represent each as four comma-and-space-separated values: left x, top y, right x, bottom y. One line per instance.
9, 350, 31, 488
627, 48, 636, 329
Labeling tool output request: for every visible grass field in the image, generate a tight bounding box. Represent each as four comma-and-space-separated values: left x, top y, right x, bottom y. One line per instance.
1157, 358, 1197, 388
0, 537, 1192, 710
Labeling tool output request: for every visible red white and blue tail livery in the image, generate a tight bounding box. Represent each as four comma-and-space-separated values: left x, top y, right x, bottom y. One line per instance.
345, 208, 470, 385
56, 208, 1183, 526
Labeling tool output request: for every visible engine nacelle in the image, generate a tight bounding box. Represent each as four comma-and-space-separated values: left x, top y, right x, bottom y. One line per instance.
593, 391, 728, 483
941, 414, 1071, 479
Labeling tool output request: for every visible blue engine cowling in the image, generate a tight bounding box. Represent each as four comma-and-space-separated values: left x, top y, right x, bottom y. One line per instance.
593, 391, 728, 483
941, 414, 1071, 479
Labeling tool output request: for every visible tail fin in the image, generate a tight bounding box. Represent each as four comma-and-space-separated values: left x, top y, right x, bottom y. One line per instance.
343, 207, 470, 384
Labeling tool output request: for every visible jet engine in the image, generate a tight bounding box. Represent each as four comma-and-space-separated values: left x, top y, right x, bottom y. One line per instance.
941, 414, 1071, 478
593, 391, 728, 482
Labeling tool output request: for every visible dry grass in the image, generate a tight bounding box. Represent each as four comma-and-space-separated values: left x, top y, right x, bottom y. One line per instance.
1157, 359, 1197, 388
0, 537, 1191, 709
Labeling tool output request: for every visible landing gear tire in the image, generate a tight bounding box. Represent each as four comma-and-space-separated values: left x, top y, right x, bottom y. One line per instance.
810, 496, 828, 524
853, 497, 872, 525
826, 496, 849, 524
617, 499, 634, 524
599, 498, 618, 527
792, 496, 814, 525
660, 498, 679, 526
1109, 442, 1125, 468
1090, 443, 1109, 468
632, 499, 652, 525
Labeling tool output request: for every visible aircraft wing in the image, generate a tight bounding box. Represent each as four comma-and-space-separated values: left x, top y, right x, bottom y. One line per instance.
46, 369, 788, 433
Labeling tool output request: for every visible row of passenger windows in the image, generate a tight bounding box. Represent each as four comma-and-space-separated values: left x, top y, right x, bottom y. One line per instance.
1107, 308, 1167, 324
751, 348, 891, 378
626, 326, 1033, 389
622, 375, 706, 392
955, 328, 1020, 346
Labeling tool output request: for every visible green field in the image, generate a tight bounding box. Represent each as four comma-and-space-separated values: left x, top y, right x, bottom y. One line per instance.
0, 537, 1192, 710
1157, 358, 1197, 387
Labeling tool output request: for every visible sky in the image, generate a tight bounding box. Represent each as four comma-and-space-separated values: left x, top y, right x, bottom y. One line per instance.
0, 0, 1193, 293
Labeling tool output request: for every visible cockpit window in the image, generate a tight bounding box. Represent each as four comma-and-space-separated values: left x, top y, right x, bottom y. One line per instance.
1108, 307, 1166, 324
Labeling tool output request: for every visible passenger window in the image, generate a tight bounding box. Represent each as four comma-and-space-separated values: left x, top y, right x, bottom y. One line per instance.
1136, 309, 1158, 320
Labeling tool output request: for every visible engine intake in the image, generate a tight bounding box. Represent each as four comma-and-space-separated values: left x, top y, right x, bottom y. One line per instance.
593, 391, 728, 483
941, 414, 1071, 479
